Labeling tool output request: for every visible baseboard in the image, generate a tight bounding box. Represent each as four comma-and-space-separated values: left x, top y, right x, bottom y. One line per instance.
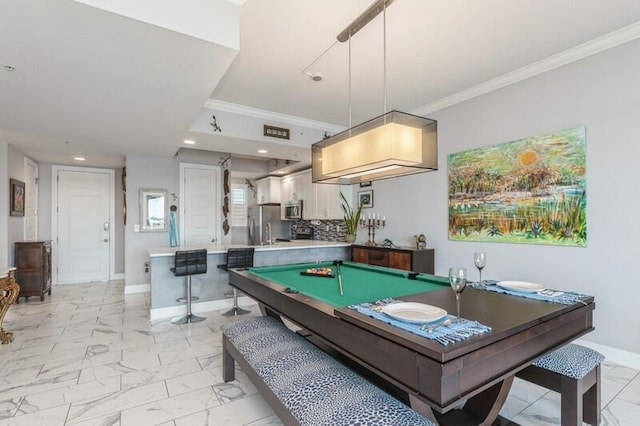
124, 283, 150, 294
112, 273, 125, 280
575, 338, 640, 370
150, 296, 257, 322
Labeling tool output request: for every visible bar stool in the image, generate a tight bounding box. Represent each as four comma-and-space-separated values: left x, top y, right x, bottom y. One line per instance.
171, 249, 208, 324
217, 247, 254, 316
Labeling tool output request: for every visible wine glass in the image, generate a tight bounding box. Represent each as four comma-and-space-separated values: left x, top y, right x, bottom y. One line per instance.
449, 267, 467, 318
473, 252, 486, 285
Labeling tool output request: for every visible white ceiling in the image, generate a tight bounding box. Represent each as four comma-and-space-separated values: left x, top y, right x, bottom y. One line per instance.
2, 0, 640, 169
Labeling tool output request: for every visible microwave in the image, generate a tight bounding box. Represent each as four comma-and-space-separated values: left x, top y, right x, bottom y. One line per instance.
284, 200, 303, 219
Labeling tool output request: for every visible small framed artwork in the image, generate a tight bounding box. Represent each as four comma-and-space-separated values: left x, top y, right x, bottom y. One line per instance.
358, 190, 373, 208
9, 178, 25, 217
359, 181, 372, 187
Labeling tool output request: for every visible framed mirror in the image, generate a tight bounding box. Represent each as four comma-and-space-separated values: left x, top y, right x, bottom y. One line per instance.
139, 188, 167, 232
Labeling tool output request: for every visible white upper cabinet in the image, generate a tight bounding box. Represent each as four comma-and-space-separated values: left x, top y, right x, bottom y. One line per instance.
281, 172, 305, 202
280, 172, 307, 219
256, 176, 281, 204
297, 169, 351, 220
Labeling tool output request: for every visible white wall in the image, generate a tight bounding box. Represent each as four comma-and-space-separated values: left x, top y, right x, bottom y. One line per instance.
6, 144, 28, 267
37, 163, 52, 240
124, 155, 180, 287
113, 167, 125, 275
371, 39, 640, 355
0, 142, 8, 268
1, 148, 126, 273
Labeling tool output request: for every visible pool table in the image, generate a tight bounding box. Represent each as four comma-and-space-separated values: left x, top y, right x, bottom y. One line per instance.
229, 261, 595, 424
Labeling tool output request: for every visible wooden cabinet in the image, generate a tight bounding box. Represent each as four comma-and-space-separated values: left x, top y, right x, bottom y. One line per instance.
256, 176, 281, 204
15, 241, 52, 302
352, 245, 434, 274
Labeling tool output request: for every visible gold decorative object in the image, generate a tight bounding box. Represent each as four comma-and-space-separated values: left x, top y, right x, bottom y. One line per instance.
360, 213, 386, 246
415, 233, 427, 250
0, 268, 20, 344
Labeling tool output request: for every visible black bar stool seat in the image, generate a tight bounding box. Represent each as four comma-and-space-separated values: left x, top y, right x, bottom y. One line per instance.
217, 248, 254, 316
171, 249, 208, 324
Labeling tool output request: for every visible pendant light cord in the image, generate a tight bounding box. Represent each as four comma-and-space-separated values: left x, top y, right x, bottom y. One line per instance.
349, 35, 352, 130
383, 1, 387, 114
344, 0, 392, 130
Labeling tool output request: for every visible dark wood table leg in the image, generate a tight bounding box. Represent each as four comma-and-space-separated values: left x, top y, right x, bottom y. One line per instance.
222, 334, 235, 382
463, 375, 515, 425
583, 365, 600, 425
409, 394, 440, 424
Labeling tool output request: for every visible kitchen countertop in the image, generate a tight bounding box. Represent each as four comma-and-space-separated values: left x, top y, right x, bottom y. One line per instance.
148, 240, 350, 257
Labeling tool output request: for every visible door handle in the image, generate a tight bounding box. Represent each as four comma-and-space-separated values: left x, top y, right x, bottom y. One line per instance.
103, 239, 109, 242
103, 222, 110, 231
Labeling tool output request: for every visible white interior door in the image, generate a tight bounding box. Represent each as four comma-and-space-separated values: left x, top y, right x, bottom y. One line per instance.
55, 168, 113, 283
180, 163, 220, 246
24, 157, 38, 240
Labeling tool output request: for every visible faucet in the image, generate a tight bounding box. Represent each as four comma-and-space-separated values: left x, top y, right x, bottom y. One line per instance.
266, 222, 272, 247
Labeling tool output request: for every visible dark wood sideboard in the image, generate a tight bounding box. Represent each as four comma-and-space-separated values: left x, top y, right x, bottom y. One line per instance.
351, 244, 434, 274
15, 241, 52, 302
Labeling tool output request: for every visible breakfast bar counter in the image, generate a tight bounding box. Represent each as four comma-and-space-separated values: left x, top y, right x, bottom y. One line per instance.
147, 241, 350, 320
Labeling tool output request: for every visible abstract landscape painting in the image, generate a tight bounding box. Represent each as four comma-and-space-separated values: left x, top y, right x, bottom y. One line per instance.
448, 127, 586, 246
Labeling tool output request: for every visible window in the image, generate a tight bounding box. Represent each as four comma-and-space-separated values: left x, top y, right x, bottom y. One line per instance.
231, 184, 248, 226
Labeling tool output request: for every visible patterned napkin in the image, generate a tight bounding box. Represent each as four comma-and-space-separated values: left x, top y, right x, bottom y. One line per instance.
348, 299, 491, 346
471, 280, 591, 305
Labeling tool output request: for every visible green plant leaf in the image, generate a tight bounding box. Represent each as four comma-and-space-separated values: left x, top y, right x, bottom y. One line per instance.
340, 191, 363, 235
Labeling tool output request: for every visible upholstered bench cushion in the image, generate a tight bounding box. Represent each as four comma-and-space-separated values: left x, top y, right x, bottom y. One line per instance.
532, 343, 604, 380
223, 316, 436, 426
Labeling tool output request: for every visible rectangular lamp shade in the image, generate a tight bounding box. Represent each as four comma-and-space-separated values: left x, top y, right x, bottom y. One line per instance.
312, 110, 437, 184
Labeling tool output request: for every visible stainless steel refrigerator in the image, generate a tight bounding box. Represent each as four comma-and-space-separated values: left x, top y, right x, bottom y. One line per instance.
247, 205, 288, 245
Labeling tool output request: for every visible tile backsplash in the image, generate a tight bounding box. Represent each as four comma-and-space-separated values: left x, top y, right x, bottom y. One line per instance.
293, 220, 346, 241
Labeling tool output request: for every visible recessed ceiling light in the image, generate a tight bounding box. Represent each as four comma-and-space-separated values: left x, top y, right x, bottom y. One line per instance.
3, 65, 16, 72
183, 140, 196, 145
74, 156, 86, 161
257, 149, 268, 154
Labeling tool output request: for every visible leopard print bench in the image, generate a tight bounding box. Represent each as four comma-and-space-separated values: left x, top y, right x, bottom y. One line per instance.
222, 316, 437, 426
516, 343, 604, 425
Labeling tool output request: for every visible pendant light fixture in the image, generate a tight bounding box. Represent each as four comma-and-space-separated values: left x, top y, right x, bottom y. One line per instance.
312, 0, 438, 184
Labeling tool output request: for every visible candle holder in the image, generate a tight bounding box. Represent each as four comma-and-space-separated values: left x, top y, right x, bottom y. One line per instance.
360, 214, 386, 246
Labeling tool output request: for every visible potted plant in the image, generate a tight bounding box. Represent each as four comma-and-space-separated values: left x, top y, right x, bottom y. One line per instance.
340, 192, 363, 243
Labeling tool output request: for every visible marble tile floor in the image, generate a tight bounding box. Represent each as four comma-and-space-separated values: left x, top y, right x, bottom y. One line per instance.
0, 280, 638, 426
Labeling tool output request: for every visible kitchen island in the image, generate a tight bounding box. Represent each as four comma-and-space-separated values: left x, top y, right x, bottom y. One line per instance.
148, 241, 349, 320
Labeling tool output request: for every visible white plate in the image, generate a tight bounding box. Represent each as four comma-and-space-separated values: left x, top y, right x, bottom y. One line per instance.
496, 280, 545, 293
380, 302, 447, 324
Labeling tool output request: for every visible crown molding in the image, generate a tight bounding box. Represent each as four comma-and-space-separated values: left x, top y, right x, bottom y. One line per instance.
204, 99, 345, 133
412, 21, 640, 116
207, 22, 640, 126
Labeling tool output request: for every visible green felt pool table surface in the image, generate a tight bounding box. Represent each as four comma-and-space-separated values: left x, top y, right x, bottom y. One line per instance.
248, 261, 449, 307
